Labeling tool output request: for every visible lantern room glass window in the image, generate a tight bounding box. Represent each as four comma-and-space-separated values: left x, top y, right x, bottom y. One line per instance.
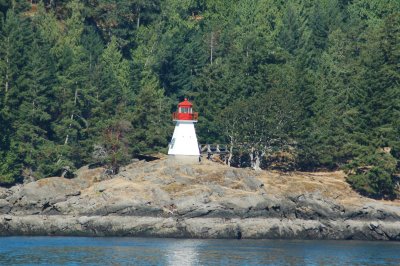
179, 107, 192, 113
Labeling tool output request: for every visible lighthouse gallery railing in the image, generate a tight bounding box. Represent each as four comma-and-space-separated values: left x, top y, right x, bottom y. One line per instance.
172, 112, 198, 121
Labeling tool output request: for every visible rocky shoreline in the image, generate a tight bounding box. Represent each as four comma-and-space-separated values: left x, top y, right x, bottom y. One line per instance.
1, 158, 399, 240
1, 215, 400, 240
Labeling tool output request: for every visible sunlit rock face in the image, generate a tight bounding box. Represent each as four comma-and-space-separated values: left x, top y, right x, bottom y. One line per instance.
0, 158, 400, 240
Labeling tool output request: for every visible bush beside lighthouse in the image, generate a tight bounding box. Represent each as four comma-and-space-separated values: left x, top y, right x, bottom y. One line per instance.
168, 98, 200, 160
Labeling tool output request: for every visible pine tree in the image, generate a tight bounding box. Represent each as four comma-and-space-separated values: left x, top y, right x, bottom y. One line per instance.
308, 28, 367, 167
12, 36, 59, 179
89, 36, 133, 169
0, 9, 32, 183
50, 0, 92, 175
130, 72, 171, 155
93, 36, 132, 118
85, 0, 161, 54
360, 12, 400, 150
278, 2, 306, 56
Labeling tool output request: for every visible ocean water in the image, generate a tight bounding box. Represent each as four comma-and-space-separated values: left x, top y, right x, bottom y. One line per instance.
0, 237, 399, 265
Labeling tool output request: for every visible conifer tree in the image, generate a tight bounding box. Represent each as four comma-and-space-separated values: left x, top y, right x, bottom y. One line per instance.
0, 0, 399, 197
49, 0, 92, 175
89, 36, 133, 169
130, 72, 171, 155
94, 36, 131, 118
0, 9, 32, 183
11, 35, 58, 179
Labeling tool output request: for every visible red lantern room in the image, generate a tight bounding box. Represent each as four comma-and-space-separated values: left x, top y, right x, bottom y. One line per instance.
172, 98, 199, 121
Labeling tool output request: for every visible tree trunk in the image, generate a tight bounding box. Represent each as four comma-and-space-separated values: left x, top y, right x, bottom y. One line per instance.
228, 142, 233, 167
64, 88, 78, 145
250, 147, 255, 169
5, 38, 9, 92
63, 114, 74, 145
254, 151, 262, 171
136, 7, 141, 29
60, 87, 79, 177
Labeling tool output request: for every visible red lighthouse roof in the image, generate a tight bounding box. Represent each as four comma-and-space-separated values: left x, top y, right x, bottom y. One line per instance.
172, 98, 198, 121
178, 98, 193, 107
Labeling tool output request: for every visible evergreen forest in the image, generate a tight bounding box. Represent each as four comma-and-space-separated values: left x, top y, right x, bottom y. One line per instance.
0, 0, 399, 199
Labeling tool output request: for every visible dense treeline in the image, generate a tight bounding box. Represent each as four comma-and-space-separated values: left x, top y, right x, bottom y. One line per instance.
0, 0, 399, 198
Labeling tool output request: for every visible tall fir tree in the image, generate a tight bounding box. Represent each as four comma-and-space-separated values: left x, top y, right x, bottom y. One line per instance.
130, 72, 171, 155
0, 9, 32, 183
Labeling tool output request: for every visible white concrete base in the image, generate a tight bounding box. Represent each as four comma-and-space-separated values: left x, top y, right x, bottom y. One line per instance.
168, 121, 200, 156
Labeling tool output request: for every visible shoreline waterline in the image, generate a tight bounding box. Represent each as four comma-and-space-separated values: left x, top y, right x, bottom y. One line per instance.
1, 215, 400, 241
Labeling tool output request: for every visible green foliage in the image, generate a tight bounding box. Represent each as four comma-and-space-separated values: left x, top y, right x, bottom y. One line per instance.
93, 36, 132, 118
0, 149, 20, 185
0, 0, 398, 200
96, 119, 133, 174
219, 88, 299, 169
0, 0, 29, 15
346, 151, 398, 199
85, 0, 161, 54
130, 73, 172, 155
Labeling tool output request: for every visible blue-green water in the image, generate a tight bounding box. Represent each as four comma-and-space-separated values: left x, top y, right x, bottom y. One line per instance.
0, 237, 399, 265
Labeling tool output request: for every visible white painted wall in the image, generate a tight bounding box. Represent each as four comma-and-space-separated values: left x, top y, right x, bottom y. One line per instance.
168, 121, 200, 156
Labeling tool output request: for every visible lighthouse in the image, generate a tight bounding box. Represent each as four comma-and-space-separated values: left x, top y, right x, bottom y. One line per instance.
168, 98, 200, 158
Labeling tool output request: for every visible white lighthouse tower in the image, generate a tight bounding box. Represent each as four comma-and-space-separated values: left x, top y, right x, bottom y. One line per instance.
168, 98, 200, 158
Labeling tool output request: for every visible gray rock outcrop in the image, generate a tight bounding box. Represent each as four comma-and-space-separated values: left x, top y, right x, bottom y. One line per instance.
0, 158, 399, 240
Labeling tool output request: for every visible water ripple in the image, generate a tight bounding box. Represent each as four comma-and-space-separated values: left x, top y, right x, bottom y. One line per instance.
0, 237, 399, 265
